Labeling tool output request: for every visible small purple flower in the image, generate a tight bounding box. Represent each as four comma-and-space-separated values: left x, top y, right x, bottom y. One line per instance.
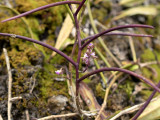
84, 53, 89, 58
81, 46, 97, 65
81, 53, 88, 60
55, 68, 63, 75
87, 42, 94, 49
88, 43, 93, 47
82, 53, 89, 65
91, 52, 97, 58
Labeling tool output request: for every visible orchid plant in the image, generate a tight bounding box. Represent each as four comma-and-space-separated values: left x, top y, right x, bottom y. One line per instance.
1, 0, 160, 119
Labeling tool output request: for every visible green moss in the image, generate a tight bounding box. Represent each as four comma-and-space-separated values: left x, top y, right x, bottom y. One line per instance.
83, 78, 91, 83
37, 63, 69, 99
95, 83, 105, 98
8, 47, 41, 68
92, 1, 111, 23
28, 17, 44, 35
141, 49, 160, 83
11, 69, 29, 96
142, 65, 160, 83
141, 49, 160, 62
139, 49, 160, 98
15, 0, 48, 13
1, 49, 30, 68
119, 80, 134, 99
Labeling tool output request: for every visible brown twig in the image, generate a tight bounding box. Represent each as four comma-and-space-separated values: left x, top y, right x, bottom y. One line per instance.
37, 113, 78, 120
3, 48, 12, 120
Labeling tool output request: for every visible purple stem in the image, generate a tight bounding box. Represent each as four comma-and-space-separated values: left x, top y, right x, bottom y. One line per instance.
75, 0, 87, 16
81, 24, 154, 49
73, 14, 82, 95
67, 1, 74, 13
73, 0, 87, 96
73, 2, 82, 63
81, 32, 153, 42
132, 81, 160, 120
1, 1, 81, 23
78, 67, 160, 93
0, 33, 76, 66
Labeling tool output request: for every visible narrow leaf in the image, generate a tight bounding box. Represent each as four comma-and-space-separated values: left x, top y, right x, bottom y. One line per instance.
114, 6, 157, 20
51, 14, 74, 57
79, 82, 108, 120
138, 96, 160, 120
120, 0, 145, 7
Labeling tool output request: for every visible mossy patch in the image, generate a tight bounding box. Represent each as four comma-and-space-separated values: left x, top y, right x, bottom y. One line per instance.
141, 49, 160, 83
37, 63, 69, 99
118, 79, 134, 99
96, 83, 105, 98
92, 1, 111, 23
140, 49, 160, 98
141, 49, 160, 62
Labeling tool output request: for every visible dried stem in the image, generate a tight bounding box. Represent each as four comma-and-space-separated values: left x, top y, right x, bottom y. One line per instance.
10, 96, 22, 102
37, 113, 78, 120
25, 109, 30, 120
3, 48, 12, 120
129, 36, 137, 62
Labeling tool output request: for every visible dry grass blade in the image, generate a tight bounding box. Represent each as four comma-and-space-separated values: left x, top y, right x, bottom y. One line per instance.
109, 96, 160, 120
129, 36, 137, 62
50, 14, 74, 58
113, 6, 157, 20
120, 0, 145, 6
137, 96, 160, 120
79, 82, 108, 119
